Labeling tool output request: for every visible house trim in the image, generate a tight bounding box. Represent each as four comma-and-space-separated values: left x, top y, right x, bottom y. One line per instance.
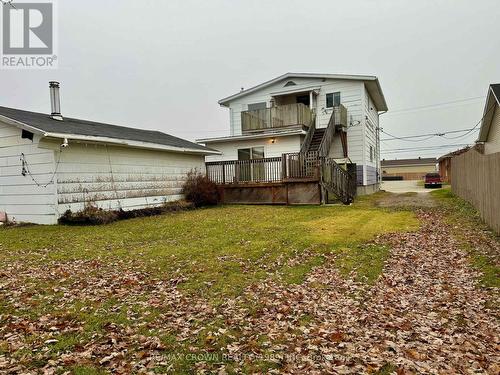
219, 72, 388, 112
197, 129, 306, 144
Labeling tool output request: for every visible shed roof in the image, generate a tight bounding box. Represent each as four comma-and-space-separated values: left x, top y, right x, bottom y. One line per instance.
0, 106, 219, 155
218, 72, 388, 112
381, 157, 437, 167
437, 147, 470, 162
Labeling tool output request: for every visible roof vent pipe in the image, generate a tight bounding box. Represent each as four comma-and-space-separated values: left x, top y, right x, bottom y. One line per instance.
49, 81, 63, 121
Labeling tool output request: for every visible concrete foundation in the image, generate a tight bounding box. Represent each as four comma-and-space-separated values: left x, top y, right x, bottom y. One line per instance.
356, 183, 381, 196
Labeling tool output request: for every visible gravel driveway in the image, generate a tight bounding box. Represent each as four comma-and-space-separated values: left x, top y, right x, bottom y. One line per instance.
382, 180, 431, 194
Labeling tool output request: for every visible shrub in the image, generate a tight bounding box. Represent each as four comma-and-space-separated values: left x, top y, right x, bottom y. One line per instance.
59, 201, 195, 225
59, 204, 118, 225
182, 170, 220, 207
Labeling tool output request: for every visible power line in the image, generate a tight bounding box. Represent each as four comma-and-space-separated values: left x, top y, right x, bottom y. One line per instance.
380, 128, 479, 142
386, 96, 485, 115
380, 103, 495, 143
381, 143, 470, 153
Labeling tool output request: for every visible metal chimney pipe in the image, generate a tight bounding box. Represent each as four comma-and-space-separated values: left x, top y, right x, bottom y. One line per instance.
49, 81, 63, 121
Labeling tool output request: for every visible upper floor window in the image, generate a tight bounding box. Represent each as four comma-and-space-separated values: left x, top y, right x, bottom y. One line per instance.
284, 81, 297, 87
370, 146, 374, 162
326, 92, 341, 108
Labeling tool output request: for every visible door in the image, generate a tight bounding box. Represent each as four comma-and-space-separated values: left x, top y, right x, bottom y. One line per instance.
296, 94, 310, 106
237, 147, 265, 182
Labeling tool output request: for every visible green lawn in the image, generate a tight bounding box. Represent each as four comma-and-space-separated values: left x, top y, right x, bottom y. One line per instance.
0, 201, 418, 299
0, 198, 420, 373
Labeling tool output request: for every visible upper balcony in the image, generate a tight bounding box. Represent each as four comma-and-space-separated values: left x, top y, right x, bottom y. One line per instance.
241, 103, 313, 134
241, 103, 348, 134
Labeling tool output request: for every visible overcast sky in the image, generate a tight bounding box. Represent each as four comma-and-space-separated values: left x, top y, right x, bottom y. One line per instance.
1, 0, 499, 159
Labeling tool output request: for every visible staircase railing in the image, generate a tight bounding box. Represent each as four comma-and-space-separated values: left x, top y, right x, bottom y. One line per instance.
317, 108, 337, 157
321, 157, 357, 204
300, 114, 316, 153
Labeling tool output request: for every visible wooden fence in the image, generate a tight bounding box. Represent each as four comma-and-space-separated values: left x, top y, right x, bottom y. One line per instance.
451, 149, 500, 234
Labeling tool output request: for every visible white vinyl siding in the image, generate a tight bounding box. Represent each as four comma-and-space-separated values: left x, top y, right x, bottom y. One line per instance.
363, 85, 380, 185
0, 122, 57, 224
226, 77, 365, 169
485, 105, 500, 155
205, 134, 302, 162
54, 142, 205, 214
0, 121, 206, 224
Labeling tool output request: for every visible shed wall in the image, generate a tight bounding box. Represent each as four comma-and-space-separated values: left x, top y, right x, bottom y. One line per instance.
54, 141, 205, 214
0, 122, 57, 224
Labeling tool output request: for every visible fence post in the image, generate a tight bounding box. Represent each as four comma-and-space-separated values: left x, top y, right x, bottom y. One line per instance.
281, 154, 287, 180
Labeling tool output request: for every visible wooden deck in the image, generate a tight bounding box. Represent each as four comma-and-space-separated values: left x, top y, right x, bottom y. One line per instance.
206, 152, 357, 204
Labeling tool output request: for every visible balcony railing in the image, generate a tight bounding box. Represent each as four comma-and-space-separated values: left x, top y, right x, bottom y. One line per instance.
241, 103, 313, 133
332, 104, 348, 128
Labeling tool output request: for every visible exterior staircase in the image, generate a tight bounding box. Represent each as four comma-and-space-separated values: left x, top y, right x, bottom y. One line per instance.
307, 128, 326, 153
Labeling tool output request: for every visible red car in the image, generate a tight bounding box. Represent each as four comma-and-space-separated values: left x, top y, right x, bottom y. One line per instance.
424, 173, 442, 188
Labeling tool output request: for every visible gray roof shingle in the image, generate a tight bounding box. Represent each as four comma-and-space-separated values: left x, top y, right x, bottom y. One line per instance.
381, 157, 437, 167
0, 106, 216, 153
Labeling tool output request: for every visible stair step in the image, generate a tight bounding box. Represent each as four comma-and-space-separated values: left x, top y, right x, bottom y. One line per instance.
306, 128, 327, 153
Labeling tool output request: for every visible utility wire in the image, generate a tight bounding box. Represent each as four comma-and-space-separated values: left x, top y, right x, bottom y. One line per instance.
386, 95, 485, 115
381, 143, 471, 152
438, 103, 495, 140
380, 103, 495, 143
380, 128, 479, 142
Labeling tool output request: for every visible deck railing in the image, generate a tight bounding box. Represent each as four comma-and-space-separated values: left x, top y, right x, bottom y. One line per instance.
206, 152, 320, 185
282, 152, 320, 180
206, 157, 283, 184
241, 103, 313, 133
206, 152, 357, 204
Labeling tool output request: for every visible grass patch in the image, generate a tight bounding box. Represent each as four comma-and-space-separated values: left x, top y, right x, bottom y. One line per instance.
336, 244, 390, 284
280, 255, 325, 284
0, 201, 420, 372
0, 204, 418, 300
431, 187, 499, 288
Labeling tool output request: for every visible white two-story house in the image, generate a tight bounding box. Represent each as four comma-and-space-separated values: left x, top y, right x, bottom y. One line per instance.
198, 73, 388, 198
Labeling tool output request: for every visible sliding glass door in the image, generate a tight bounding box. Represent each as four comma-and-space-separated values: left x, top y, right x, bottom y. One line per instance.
237, 147, 265, 182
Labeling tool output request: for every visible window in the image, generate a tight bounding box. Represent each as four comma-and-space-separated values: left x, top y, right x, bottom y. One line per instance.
326, 92, 341, 108
238, 147, 264, 160
247, 102, 267, 111
370, 146, 374, 162
238, 147, 265, 181
284, 81, 297, 87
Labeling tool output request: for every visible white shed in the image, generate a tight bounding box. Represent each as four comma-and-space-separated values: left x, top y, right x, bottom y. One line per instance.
0, 83, 219, 224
